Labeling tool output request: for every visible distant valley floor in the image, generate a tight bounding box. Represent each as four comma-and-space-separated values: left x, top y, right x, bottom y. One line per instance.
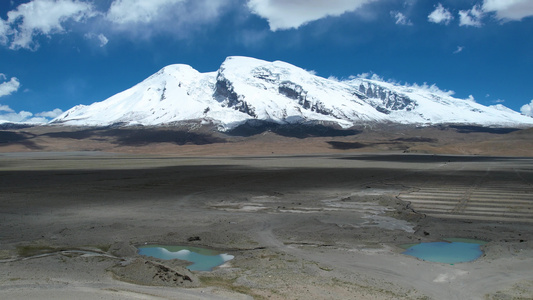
1, 123, 533, 156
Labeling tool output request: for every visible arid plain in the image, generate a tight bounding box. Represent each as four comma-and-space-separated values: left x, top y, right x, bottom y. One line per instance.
1, 124, 533, 299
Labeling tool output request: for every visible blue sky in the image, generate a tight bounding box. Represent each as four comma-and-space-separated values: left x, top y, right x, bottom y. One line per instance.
1, 0, 533, 123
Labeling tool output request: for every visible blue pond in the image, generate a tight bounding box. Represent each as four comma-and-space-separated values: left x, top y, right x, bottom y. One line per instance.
137, 245, 234, 271
402, 239, 486, 264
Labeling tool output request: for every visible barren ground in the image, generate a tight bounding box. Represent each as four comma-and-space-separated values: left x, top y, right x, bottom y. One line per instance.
1, 125, 533, 299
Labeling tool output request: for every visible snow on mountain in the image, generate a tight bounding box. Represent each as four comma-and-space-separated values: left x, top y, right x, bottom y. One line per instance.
52, 56, 533, 129
348, 77, 533, 126
53, 64, 248, 128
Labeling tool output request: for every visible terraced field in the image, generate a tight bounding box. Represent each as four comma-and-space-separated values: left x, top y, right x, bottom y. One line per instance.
399, 163, 533, 223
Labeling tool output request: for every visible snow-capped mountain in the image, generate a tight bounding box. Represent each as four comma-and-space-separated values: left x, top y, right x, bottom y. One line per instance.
52, 56, 533, 129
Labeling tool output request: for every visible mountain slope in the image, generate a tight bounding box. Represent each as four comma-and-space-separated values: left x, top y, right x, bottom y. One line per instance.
52, 56, 533, 129
349, 77, 531, 125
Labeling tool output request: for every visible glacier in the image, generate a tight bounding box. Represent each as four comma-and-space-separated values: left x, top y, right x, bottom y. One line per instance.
52, 56, 533, 129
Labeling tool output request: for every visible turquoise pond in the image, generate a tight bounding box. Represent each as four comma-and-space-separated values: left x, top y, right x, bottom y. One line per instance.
401, 239, 487, 264
137, 245, 234, 271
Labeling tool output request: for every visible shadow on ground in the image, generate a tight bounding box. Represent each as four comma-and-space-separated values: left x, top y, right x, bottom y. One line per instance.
3, 128, 227, 149
100, 129, 226, 146
0, 131, 43, 150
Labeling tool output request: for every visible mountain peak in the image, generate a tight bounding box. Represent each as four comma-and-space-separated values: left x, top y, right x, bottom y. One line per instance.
52, 57, 533, 129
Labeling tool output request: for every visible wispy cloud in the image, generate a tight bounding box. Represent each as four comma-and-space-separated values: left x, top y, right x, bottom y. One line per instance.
391, 11, 413, 26
247, 0, 376, 31
106, 0, 186, 24
237, 28, 269, 48
104, 0, 230, 39
355, 72, 385, 82
489, 104, 517, 114
428, 3, 453, 25
84, 32, 108, 47
0, 19, 9, 46
453, 46, 464, 54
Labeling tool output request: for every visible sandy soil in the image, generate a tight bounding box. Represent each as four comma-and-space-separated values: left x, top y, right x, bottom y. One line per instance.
2, 124, 533, 156
1, 151, 532, 299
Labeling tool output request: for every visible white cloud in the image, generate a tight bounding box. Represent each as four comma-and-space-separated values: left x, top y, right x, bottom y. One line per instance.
5, 0, 96, 50
355, 72, 387, 82
391, 11, 413, 26
459, 5, 484, 27
0, 75, 21, 97
370, 73, 385, 81
106, 0, 185, 24
521, 100, 533, 117
0, 105, 62, 123
428, 3, 453, 25
0, 104, 14, 112
0, 110, 33, 123
0, 73, 60, 124
483, 0, 533, 21
465, 95, 476, 102
0, 19, 10, 46
0, 0, 231, 51
411, 82, 455, 97
247, 0, 376, 31
96, 33, 108, 47
36, 108, 63, 118
453, 46, 464, 54
354, 72, 385, 82
164, 0, 229, 30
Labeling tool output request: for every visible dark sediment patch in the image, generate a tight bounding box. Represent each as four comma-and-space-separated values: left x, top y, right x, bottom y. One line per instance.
394, 137, 437, 143
327, 141, 367, 150
338, 154, 515, 163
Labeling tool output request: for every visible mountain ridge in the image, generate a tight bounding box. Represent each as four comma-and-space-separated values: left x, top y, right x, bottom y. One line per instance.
52, 56, 533, 129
